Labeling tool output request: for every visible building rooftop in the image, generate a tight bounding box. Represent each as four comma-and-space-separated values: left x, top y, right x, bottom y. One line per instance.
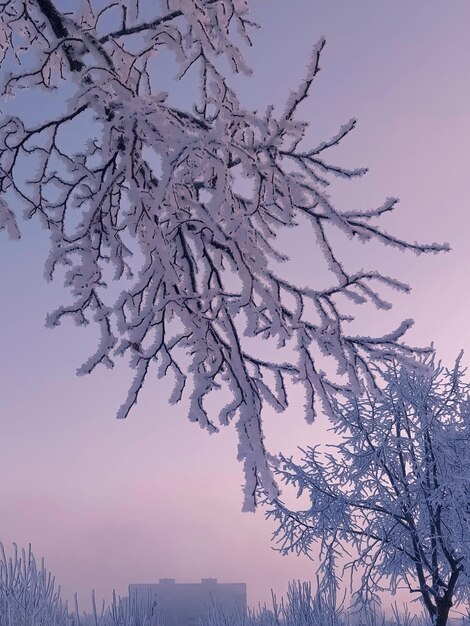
127, 578, 247, 626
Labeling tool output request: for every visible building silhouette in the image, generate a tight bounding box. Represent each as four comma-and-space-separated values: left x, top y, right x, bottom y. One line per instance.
127, 578, 247, 626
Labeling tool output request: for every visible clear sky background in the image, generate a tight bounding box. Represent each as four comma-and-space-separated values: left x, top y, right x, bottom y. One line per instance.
1, 0, 470, 615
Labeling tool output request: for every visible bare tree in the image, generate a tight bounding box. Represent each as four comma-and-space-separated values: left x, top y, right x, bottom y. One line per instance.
266, 356, 470, 626
0, 0, 447, 509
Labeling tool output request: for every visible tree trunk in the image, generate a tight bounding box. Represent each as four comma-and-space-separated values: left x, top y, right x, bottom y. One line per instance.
434, 598, 452, 626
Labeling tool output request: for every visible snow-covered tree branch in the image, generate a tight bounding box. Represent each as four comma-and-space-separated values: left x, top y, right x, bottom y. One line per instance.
265, 356, 470, 626
0, 0, 448, 510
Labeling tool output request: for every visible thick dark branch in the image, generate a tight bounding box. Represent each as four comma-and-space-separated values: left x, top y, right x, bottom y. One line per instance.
99, 0, 222, 44
34, 0, 85, 71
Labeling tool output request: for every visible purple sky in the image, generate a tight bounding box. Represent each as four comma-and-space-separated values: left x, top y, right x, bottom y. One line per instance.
1, 0, 470, 614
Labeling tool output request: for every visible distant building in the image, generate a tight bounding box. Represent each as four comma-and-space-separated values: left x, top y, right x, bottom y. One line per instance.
127, 578, 247, 626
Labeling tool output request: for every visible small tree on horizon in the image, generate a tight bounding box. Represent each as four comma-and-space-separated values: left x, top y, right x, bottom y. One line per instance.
266, 355, 470, 626
0, 0, 448, 509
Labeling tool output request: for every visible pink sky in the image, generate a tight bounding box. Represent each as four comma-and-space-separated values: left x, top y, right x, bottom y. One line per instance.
1, 0, 470, 615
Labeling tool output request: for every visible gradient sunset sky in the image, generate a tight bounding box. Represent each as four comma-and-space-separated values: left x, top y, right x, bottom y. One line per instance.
1, 0, 470, 614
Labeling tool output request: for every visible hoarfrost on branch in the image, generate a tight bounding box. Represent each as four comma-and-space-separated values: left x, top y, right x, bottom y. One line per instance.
0, 0, 448, 510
